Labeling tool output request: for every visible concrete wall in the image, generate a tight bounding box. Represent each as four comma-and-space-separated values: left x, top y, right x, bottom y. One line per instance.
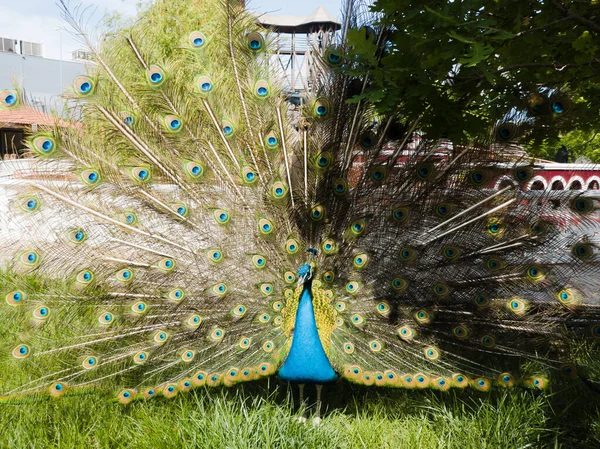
0, 52, 88, 112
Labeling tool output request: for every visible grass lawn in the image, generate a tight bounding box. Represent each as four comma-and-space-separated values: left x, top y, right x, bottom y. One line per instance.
1, 379, 600, 448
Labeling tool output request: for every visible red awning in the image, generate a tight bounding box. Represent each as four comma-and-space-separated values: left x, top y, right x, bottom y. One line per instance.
0, 105, 78, 128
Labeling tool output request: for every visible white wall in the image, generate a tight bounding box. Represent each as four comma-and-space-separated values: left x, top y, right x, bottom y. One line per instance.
0, 52, 88, 112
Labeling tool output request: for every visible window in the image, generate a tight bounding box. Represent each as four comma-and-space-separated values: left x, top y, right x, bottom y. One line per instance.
530, 180, 545, 190
1, 128, 26, 159
569, 180, 582, 190
0, 37, 15, 53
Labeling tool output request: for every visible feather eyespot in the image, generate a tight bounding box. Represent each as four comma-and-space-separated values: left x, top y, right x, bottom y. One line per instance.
133, 351, 149, 364
424, 347, 439, 360
19, 250, 40, 269
284, 271, 296, 284
81, 169, 101, 186
247, 33, 264, 51
376, 301, 390, 316
452, 374, 469, 388
467, 168, 490, 187
167, 288, 185, 302
19, 195, 41, 213
321, 238, 336, 254
186, 314, 202, 328
153, 331, 169, 343
370, 166, 387, 182
195, 75, 213, 94
353, 253, 369, 269
398, 326, 415, 341
232, 304, 247, 319
312, 98, 330, 118
507, 298, 528, 316
452, 325, 469, 339
314, 151, 333, 170
82, 356, 98, 369
525, 265, 545, 281
189, 31, 207, 49
254, 80, 271, 98
473, 378, 491, 391
324, 47, 343, 66
258, 314, 271, 324
496, 122, 517, 141
350, 313, 365, 327
1, 90, 18, 108
212, 283, 228, 295
513, 166, 533, 183
271, 181, 287, 199
32, 305, 49, 320
415, 163, 435, 181
322, 271, 334, 283
31, 134, 56, 156
73, 76, 95, 96
212, 209, 231, 226
146, 65, 166, 86
414, 309, 432, 324
258, 218, 274, 236
571, 197, 594, 214
481, 335, 495, 347
50, 382, 67, 398
399, 247, 415, 262
98, 312, 114, 325
333, 178, 348, 195
131, 301, 147, 314
12, 344, 30, 359
265, 131, 279, 148
241, 167, 257, 185
222, 120, 235, 137
239, 337, 252, 350
116, 268, 133, 283
5, 290, 25, 306
346, 281, 360, 294
311, 205, 326, 222
369, 340, 382, 352
251, 255, 267, 269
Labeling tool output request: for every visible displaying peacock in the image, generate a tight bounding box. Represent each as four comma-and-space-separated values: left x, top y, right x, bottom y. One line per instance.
1, 0, 599, 423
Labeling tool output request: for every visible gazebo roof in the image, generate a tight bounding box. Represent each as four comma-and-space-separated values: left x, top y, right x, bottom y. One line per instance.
257, 6, 341, 33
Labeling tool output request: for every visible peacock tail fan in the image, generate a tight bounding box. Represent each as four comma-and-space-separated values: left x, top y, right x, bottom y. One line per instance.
1, 0, 599, 404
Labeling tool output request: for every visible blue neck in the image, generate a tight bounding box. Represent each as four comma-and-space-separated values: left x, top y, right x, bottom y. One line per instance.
277, 282, 338, 384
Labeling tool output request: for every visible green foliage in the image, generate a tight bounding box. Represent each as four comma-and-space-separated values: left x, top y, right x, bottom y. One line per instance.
345, 0, 600, 150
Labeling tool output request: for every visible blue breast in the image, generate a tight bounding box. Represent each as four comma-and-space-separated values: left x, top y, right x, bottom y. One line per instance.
277, 285, 339, 383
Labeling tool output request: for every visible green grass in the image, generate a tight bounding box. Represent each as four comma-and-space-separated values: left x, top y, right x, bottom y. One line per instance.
1, 380, 600, 448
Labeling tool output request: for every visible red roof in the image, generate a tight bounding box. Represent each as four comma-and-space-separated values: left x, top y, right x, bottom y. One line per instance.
0, 105, 76, 128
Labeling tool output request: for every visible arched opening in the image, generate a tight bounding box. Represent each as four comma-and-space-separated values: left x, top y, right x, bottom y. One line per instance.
569, 180, 582, 190
551, 180, 565, 190
588, 180, 599, 190
530, 180, 545, 190
498, 180, 515, 190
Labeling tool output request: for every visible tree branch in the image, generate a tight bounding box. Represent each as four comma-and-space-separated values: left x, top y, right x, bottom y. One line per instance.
552, 1, 600, 33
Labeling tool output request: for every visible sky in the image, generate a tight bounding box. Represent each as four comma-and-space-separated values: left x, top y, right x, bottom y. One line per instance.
0, 0, 342, 61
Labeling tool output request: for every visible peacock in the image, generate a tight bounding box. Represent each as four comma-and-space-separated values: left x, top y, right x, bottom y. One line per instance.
1, 0, 599, 424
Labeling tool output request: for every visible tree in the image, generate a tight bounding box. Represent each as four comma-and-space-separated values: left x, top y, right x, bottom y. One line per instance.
344, 0, 600, 155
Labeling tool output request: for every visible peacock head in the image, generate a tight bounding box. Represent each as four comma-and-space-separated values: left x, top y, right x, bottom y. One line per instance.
298, 249, 318, 286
